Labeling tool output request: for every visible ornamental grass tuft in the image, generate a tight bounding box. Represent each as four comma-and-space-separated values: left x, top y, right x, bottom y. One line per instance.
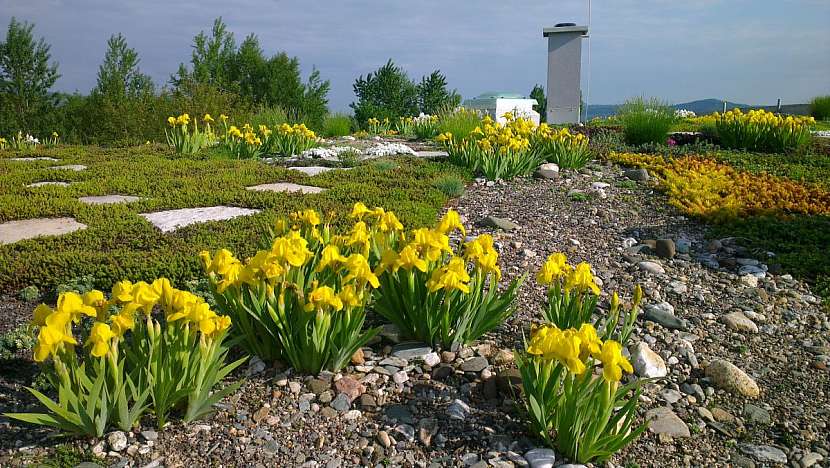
616, 97, 676, 146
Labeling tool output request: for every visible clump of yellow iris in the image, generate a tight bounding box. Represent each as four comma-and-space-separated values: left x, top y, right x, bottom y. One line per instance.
537, 253, 600, 295
30, 279, 232, 363
714, 108, 815, 153
371, 204, 522, 348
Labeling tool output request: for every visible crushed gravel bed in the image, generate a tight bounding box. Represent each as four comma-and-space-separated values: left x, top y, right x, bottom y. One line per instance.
1, 160, 828, 468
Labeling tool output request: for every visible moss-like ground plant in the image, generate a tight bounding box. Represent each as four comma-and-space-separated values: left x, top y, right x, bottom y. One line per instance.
0, 145, 468, 292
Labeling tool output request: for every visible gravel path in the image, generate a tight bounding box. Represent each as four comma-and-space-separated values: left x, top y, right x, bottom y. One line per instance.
1, 160, 828, 467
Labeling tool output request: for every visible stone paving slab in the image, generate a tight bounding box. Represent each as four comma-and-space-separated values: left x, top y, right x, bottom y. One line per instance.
289, 166, 334, 176
52, 164, 87, 171
79, 195, 141, 205
246, 182, 326, 194
0, 217, 87, 245
27, 181, 71, 188
414, 150, 449, 158
139, 206, 261, 233
7, 157, 59, 162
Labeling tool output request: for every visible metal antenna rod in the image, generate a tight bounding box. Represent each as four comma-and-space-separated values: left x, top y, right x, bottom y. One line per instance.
583, 0, 592, 123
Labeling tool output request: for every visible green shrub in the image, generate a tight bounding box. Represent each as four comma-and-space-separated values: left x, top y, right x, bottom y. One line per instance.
0, 324, 36, 360
337, 148, 361, 168
431, 175, 465, 198
616, 97, 675, 145
417, 71, 461, 115
322, 113, 353, 137
250, 106, 289, 130
19, 285, 39, 302
351, 60, 459, 127
810, 95, 830, 121
351, 60, 419, 125
371, 160, 398, 171
437, 108, 482, 140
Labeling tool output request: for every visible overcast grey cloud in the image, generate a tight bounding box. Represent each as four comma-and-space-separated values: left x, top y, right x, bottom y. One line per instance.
1, 0, 828, 111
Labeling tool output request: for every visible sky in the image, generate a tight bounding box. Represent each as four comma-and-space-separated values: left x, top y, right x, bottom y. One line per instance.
1, 0, 828, 112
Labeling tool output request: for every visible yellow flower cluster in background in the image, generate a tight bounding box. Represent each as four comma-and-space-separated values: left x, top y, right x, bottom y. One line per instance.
439, 113, 593, 178
165, 113, 216, 154
277, 122, 316, 140
608, 152, 830, 221
715, 108, 815, 129
527, 323, 633, 382
714, 108, 815, 153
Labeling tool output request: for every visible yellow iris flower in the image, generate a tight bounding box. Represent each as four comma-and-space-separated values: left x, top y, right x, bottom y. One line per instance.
564, 262, 601, 295
88, 322, 115, 357
395, 245, 427, 272
350, 202, 372, 219
426, 257, 470, 293
436, 209, 466, 236
56, 291, 98, 321
598, 340, 633, 382
305, 285, 344, 312
317, 245, 347, 272
536, 253, 570, 285
343, 254, 380, 288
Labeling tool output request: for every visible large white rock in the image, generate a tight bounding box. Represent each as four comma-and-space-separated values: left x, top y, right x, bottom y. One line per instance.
79, 195, 141, 205
246, 182, 325, 194
630, 342, 668, 378
298, 146, 361, 161
8, 157, 59, 162
52, 164, 87, 171
364, 143, 417, 157
140, 206, 260, 233
0, 217, 87, 244
27, 181, 70, 188
290, 166, 334, 176
414, 150, 448, 158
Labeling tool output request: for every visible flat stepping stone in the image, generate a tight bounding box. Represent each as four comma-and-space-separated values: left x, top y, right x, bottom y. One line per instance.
27, 181, 70, 188
0, 217, 87, 245
140, 206, 261, 233
290, 166, 334, 176
7, 157, 59, 162
79, 195, 141, 205
52, 164, 87, 171
414, 150, 448, 158
246, 182, 325, 194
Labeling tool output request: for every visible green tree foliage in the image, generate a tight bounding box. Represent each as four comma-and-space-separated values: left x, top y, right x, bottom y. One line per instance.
351, 59, 419, 124
80, 34, 157, 145
93, 33, 154, 101
174, 18, 330, 129
173, 17, 237, 90
417, 70, 460, 115
530, 84, 547, 123
0, 17, 60, 135
352, 60, 462, 126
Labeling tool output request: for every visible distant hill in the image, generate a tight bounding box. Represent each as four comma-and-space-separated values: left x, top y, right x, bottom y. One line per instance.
585, 98, 807, 119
